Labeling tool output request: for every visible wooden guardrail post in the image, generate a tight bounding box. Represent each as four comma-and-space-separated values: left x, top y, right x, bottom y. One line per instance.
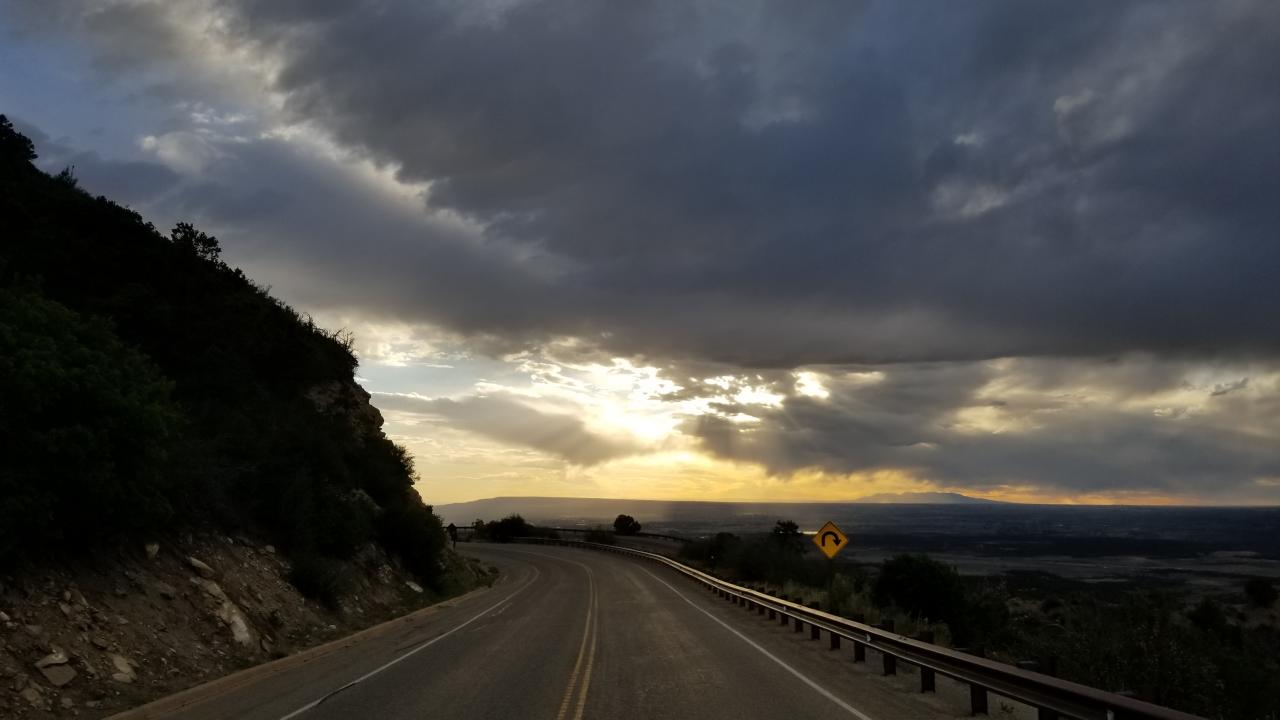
880, 619, 896, 675
920, 667, 935, 692
809, 602, 822, 640
970, 684, 989, 715
882, 653, 897, 676
766, 591, 777, 620
779, 595, 791, 625
917, 630, 935, 692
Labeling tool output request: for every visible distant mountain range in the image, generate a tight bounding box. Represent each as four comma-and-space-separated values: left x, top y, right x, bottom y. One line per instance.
434, 492, 1007, 527
850, 491, 1006, 505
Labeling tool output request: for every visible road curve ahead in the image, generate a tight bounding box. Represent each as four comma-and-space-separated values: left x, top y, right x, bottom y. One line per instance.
113, 545, 980, 720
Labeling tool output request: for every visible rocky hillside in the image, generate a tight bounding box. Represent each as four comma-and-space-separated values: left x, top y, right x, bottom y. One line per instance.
0, 535, 494, 718
0, 114, 486, 717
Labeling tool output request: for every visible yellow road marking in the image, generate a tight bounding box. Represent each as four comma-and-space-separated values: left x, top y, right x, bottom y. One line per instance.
555, 568, 597, 720
572, 576, 599, 720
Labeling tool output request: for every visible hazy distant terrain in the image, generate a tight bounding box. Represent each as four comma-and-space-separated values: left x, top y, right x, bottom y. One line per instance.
436, 492, 1002, 527
850, 491, 1007, 505
439, 496, 1280, 583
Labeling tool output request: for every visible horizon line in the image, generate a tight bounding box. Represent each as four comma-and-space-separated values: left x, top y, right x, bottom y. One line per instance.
432, 493, 1280, 509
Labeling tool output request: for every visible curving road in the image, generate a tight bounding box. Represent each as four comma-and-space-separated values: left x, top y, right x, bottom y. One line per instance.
112, 545, 985, 720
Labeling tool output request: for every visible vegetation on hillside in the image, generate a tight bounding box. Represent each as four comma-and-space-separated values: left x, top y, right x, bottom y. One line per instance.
0, 115, 446, 598
680, 524, 1280, 719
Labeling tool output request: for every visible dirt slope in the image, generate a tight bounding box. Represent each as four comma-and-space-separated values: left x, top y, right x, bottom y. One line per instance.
0, 535, 492, 718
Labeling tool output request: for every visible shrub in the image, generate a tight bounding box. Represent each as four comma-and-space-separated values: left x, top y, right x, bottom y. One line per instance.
613, 514, 642, 534
483, 514, 534, 543
873, 554, 966, 628
1244, 577, 1278, 608
1188, 597, 1227, 632
378, 498, 447, 586
680, 532, 741, 567
0, 287, 178, 560
585, 527, 617, 544
288, 555, 352, 610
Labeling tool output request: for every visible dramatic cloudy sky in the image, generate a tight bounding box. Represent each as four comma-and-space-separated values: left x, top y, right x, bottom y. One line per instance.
3, 0, 1278, 504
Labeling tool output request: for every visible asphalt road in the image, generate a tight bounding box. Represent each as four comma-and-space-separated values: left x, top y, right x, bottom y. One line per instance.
114, 545, 989, 720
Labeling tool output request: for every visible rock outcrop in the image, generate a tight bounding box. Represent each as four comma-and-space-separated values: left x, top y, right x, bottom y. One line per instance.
0, 535, 493, 719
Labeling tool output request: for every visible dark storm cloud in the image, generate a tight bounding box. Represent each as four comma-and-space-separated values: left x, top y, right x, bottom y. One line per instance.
372, 392, 638, 465
212, 0, 1280, 365
682, 359, 1280, 498
9, 0, 1280, 366
7, 0, 1280, 500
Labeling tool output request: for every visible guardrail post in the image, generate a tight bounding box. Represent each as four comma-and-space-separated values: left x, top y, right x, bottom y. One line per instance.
853, 640, 865, 663
809, 602, 821, 640
879, 620, 896, 675
766, 591, 777, 620
780, 595, 791, 625
970, 685, 988, 715
830, 633, 841, 650
794, 612, 804, 633
915, 630, 936, 691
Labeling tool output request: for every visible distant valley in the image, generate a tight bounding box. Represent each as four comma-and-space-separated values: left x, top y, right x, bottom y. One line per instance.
435, 492, 1005, 528
438, 495, 1280, 582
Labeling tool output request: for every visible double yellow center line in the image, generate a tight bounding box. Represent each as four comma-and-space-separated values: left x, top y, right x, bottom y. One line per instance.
555, 567, 598, 720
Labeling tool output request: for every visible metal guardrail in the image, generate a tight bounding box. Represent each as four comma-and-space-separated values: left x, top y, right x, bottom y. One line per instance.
515, 537, 1205, 720
544, 527, 691, 544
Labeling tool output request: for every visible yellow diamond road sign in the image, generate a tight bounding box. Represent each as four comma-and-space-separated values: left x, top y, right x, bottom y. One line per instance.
813, 521, 848, 559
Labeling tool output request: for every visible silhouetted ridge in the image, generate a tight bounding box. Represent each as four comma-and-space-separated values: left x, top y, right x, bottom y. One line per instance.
0, 115, 446, 591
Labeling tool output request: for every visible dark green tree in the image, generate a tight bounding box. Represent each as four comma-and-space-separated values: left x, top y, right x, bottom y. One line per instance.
0, 114, 36, 163
873, 554, 966, 627
0, 287, 178, 558
771, 520, 803, 552
613, 514, 642, 534
171, 221, 223, 263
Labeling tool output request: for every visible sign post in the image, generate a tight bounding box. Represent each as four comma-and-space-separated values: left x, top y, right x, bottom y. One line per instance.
812, 520, 848, 560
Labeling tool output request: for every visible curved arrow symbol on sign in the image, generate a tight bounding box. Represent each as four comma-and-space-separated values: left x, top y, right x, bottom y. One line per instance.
820, 531, 843, 547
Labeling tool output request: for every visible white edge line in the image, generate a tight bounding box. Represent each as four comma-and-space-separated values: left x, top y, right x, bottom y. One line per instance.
275, 565, 541, 720
639, 567, 876, 720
